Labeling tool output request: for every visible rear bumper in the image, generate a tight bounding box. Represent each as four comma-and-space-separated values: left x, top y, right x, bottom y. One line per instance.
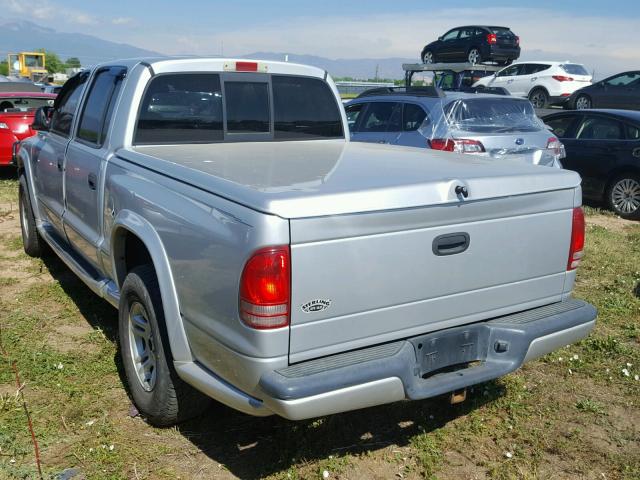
484, 45, 520, 60
259, 299, 596, 420
548, 95, 572, 106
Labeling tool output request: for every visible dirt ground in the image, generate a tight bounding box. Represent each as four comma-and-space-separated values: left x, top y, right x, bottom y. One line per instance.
0, 189, 639, 479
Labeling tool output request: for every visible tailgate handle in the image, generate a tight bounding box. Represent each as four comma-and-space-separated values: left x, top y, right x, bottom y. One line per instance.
432, 233, 470, 256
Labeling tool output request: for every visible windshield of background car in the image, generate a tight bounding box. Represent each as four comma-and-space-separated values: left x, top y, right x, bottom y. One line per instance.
560, 64, 589, 76
135, 73, 343, 144
444, 98, 544, 133
0, 97, 54, 112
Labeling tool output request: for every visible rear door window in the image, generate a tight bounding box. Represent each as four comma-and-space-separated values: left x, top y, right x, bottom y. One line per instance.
576, 116, 624, 140
272, 75, 343, 139
135, 74, 223, 144
359, 102, 401, 132
76, 67, 125, 146
225, 81, 270, 133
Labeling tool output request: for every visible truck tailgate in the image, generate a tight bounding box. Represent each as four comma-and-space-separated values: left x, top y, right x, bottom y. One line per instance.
289, 189, 576, 363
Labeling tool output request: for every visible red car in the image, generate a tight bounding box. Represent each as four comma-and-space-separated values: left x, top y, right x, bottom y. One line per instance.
0, 91, 56, 167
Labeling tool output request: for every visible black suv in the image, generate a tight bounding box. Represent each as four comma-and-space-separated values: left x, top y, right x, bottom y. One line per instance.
421, 26, 520, 66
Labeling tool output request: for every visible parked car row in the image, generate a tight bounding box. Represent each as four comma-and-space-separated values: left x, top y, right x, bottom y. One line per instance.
345, 88, 565, 168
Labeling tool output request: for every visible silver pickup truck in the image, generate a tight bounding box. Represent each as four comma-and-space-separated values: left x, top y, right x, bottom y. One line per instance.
16, 57, 597, 426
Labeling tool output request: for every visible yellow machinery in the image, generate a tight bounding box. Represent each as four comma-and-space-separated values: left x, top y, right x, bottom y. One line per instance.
7, 52, 48, 82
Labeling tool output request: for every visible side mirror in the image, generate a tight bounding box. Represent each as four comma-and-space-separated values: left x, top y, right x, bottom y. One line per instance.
32, 106, 53, 131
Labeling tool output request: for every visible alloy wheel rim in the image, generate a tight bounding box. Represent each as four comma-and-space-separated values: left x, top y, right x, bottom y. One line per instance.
468, 49, 480, 64
20, 193, 29, 243
423, 52, 433, 64
576, 97, 590, 109
127, 301, 157, 392
612, 178, 640, 214
531, 92, 545, 108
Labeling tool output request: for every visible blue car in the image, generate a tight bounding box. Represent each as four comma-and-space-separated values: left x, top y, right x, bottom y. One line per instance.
344, 88, 564, 168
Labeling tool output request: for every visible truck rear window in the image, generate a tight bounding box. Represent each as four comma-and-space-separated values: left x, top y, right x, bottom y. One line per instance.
134, 73, 343, 144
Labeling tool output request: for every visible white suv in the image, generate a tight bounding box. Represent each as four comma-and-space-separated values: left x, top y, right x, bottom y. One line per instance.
473, 61, 592, 108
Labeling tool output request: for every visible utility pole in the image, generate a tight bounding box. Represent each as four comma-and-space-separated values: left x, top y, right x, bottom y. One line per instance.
374, 64, 379, 82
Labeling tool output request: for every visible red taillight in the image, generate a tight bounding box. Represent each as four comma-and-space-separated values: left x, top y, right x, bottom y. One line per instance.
567, 207, 585, 270
236, 61, 259, 72
239, 246, 290, 329
486, 33, 497, 44
552, 75, 574, 82
515, 35, 520, 46
430, 138, 485, 154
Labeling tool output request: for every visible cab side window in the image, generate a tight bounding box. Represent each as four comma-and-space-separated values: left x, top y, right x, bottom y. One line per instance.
50, 72, 89, 137
345, 104, 364, 131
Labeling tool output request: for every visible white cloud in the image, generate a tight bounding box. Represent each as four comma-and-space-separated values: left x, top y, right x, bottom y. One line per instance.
0, 0, 96, 25
126, 7, 639, 78
112, 17, 133, 26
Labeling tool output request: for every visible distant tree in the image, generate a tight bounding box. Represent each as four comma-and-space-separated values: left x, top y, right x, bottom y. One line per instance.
0, 61, 8, 76
65, 57, 81, 69
36, 48, 64, 73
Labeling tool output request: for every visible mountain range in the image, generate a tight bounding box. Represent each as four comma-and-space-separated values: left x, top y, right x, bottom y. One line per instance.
0, 20, 415, 79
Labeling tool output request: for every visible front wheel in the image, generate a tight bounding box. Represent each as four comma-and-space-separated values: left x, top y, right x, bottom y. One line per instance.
467, 48, 481, 65
529, 88, 549, 108
119, 265, 211, 426
607, 174, 640, 220
18, 176, 44, 257
575, 94, 591, 110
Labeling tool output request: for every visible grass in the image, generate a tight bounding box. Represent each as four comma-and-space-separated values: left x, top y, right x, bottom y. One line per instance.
0, 178, 639, 479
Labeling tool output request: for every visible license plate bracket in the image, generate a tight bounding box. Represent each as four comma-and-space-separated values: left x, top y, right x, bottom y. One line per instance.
410, 326, 489, 377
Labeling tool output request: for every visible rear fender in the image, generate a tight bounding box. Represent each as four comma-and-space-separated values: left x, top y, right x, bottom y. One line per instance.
111, 210, 193, 363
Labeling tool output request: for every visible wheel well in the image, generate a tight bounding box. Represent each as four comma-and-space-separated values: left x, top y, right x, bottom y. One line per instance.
606, 168, 640, 191
114, 230, 153, 287
528, 86, 549, 98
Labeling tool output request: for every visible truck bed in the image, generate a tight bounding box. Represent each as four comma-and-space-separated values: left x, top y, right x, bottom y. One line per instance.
120, 140, 581, 219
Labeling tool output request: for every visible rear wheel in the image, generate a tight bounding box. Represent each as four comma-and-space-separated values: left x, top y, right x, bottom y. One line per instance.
607, 173, 640, 220
422, 50, 435, 64
119, 265, 211, 426
575, 94, 591, 110
529, 88, 549, 108
467, 48, 481, 65
18, 176, 43, 258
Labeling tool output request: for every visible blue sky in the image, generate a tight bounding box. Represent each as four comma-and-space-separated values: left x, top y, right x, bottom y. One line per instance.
1, 0, 639, 75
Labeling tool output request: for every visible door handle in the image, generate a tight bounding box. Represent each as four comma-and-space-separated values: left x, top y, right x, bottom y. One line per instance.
432, 232, 470, 256
57, 157, 63, 171
377, 140, 388, 144
87, 173, 97, 190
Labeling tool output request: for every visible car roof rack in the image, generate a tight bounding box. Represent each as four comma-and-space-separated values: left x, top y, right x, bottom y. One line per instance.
356, 86, 445, 99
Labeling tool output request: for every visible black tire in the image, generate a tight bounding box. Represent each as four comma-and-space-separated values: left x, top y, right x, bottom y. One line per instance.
18, 175, 44, 257
119, 265, 211, 426
422, 50, 435, 64
574, 94, 592, 110
528, 88, 549, 109
606, 173, 640, 220
467, 48, 481, 65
